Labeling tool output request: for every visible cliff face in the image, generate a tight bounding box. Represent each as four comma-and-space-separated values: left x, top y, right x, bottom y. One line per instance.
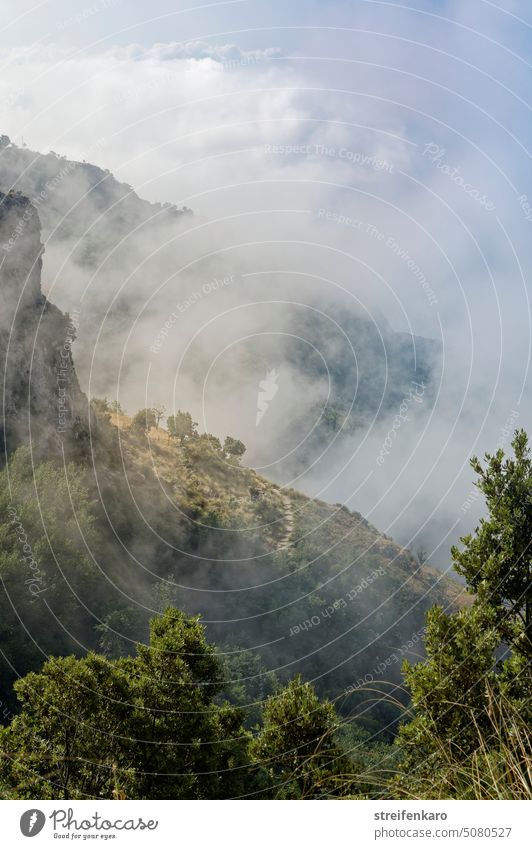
0, 136, 191, 263
0, 191, 90, 459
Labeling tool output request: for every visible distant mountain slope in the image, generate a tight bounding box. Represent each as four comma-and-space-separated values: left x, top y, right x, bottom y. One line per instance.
187, 300, 438, 478
0, 135, 439, 483
0, 133, 192, 260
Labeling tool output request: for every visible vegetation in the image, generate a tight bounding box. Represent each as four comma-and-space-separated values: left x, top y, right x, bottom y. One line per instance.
167, 410, 197, 442
0, 448, 113, 711
0, 612, 362, 800
7, 153, 524, 800
250, 675, 353, 798
0, 610, 253, 799
394, 431, 532, 799
0, 403, 529, 799
131, 407, 157, 434
223, 436, 246, 459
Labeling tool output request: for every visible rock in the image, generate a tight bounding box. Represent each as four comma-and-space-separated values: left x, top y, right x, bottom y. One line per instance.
0, 191, 92, 460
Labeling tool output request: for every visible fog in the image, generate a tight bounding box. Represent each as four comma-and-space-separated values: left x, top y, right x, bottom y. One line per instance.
1, 0, 531, 570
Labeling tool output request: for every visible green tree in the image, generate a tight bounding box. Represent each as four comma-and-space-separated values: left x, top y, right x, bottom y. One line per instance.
0, 448, 108, 710
167, 410, 197, 443
250, 675, 350, 798
217, 647, 278, 728
395, 431, 532, 797
0, 653, 132, 799
199, 433, 222, 452
153, 405, 166, 429
451, 429, 532, 659
0, 609, 254, 800
95, 607, 149, 659
109, 399, 125, 415
223, 436, 246, 460
131, 408, 157, 434
90, 396, 110, 413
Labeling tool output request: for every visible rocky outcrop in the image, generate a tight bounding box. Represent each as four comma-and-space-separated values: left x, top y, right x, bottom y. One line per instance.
0, 190, 91, 460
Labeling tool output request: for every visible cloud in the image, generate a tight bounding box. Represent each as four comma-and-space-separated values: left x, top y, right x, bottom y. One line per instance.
0, 1, 531, 570
110, 40, 282, 65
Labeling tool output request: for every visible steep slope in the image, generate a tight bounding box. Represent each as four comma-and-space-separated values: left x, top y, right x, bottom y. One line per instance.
0, 186, 463, 732
0, 135, 439, 484
0, 134, 192, 262
0, 191, 90, 459
96, 410, 464, 729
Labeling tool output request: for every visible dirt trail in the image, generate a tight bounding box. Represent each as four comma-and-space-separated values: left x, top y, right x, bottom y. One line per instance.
277, 492, 294, 550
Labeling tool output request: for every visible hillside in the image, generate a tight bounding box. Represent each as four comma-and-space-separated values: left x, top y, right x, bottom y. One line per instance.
91, 407, 465, 731
0, 133, 192, 258
0, 185, 463, 735
0, 134, 439, 483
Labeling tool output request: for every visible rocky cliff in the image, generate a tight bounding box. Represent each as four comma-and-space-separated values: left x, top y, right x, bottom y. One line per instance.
0, 190, 90, 460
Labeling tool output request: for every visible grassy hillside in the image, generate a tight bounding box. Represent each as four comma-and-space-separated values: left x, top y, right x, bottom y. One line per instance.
91, 407, 465, 733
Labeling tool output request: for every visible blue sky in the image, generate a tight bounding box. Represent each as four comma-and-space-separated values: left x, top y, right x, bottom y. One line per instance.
2, 1, 531, 51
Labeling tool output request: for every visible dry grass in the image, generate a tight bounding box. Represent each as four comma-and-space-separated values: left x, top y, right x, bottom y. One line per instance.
394, 687, 532, 800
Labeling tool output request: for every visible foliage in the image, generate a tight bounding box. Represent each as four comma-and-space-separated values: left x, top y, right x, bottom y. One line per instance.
90, 396, 110, 413
95, 608, 150, 659
131, 408, 157, 433
223, 436, 246, 459
0, 448, 110, 710
152, 405, 166, 429
109, 399, 125, 415
216, 647, 279, 728
250, 675, 353, 798
394, 685, 532, 799
197, 433, 222, 452
0, 416, 471, 800
394, 431, 532, 799
166, 410, 197, 442
0, 610, 254, 800
451, 429, 531, 659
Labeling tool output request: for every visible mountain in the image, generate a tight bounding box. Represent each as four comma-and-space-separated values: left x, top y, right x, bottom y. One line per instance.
101, 409, 463, 732
0, 133, 192, 261
0, 190, 90, 459
0, 135, 438, 483
0, 177, 462, 733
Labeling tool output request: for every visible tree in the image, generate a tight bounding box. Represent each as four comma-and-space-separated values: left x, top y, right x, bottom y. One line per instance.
153, 405, 166, 429
0, 653, 132, 800
224, 436, 246, 460
416, 546, 428, 566
95, 607, 149, 659
395, 431, 532, 796
90, 397, 111, 424
0, 609, 254, 800
109, 399, 125, 415
167, 410, 197, 443
90, 396, 110, 413
451, 429, 532, 659
199, 433, 222, 452
0, 448, 109, 712
131, 407, 157, 434
250, 675, 350, 798
217, 646, 278, 728
398, 605, 500, 760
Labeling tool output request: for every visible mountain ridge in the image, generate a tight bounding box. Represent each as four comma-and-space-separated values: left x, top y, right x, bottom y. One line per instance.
0, 182, 463, 731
